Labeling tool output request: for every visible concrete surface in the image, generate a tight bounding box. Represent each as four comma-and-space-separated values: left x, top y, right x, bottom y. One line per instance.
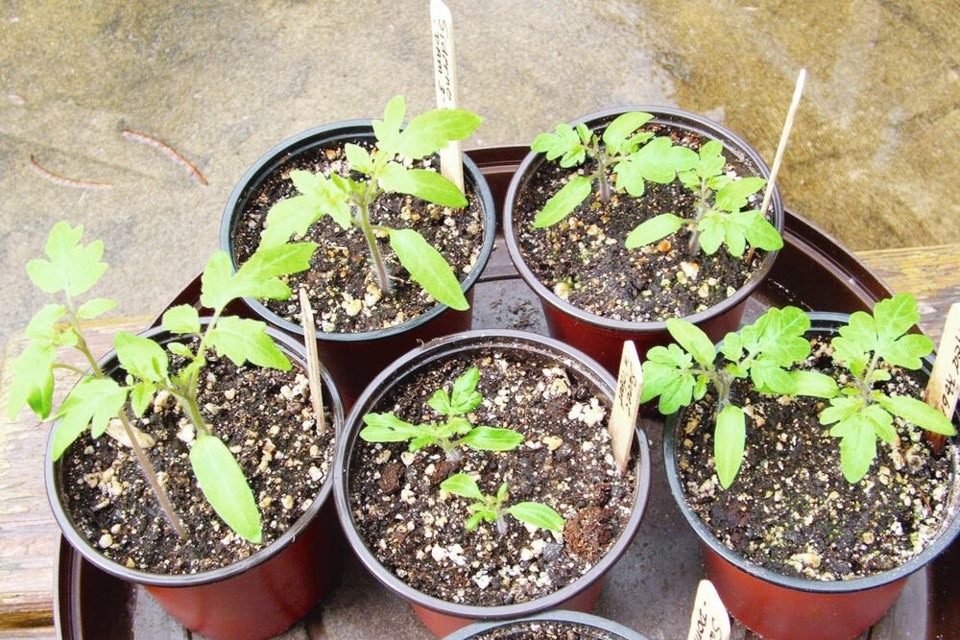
2, 1, 959, 349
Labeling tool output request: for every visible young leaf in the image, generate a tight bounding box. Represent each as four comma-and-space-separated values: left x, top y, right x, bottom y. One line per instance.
344, 143, 373, 174
52, 377, 127, 459
206, 316, 291, 370
441, 473, 485, 501
190, 433, 262, 543
24, 304, 66, 343
531, 124, 586, 167
601, 111, 653, 155
26, 221, 108, 297
877, 394, 956, 436
715, 404, 746, 489
6, 343, 56, 420
115, 331, 169, 383
389, 228, 468, 311
458, 426, 524, 451
714, 177, 765, 213
162, 304, 202, 336
666, 318, 716, 367
449, 367, 482, 414
379, 164, 467, 208
427, 389, 452, 415
201, 243, 317, 311
396, 108, 482, 160
624, 214, 685, 250
533, 175, 593, 228
835, 419, 877, 484
359, 413, 424, 442
77, 298, 117, 320
505, 502, 565, 533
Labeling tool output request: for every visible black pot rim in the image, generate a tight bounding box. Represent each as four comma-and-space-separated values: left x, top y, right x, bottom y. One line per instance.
662, 311, 960, 594
220, 119, 498, 342
503, 105, 784, 333
45, 321, 345, 587
440, 608, 649, 640
333, 329, 652, 620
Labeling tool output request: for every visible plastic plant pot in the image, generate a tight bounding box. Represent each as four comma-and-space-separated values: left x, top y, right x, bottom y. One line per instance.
220, 120, 498, 408
441, 609, 649, 639
333, 330, 652, 637
503, 106, 784, 375
46, 324, 345, 640
662, 312, 960, 640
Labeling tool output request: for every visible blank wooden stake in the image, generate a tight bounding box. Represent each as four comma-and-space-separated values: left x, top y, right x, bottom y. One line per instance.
430, 0, 465, 192
299, 288, 326, 434
759, 68, 806, 220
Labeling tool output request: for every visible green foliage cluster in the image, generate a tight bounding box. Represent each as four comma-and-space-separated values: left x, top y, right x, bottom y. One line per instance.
259, 95, 482, 312
360, 366, 564, 534
641, 295, 955, 488
8, 221, 317, 543
360, 367, 523, 461
531, 114, 783, 258
440, 473, 565, 535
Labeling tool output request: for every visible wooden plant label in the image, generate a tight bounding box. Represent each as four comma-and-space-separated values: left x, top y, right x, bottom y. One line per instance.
687, 579, 731, 640
925, 303, 960, 422
429, 0, 464, 192
608, 340, 641, 474
299, 287, 326, 433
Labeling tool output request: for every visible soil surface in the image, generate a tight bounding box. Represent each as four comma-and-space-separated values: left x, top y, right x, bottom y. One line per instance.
348, 348, 637, 607
59, 341, 336, 574
512, 122, 769, 323
675, 337, 957, 580
231, 137, 486, 333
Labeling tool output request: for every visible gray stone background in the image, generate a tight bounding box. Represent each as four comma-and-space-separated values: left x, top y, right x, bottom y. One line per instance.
2, 0, 958, 348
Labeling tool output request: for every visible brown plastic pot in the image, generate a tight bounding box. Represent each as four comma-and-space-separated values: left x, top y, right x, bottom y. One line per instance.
220, 121, 498, 409
503, 106, 784, 375
46, 323, 345, 640
441, 609, 649, 640
333, 330, 652, 637
662, 312, 960, 640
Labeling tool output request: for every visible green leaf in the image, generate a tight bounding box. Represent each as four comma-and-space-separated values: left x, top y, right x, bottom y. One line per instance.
162, 304, 201, 336
836, 419, 877, 484
359, 412, 424, 442
427, 389, 452, 415
616, 137, 697, 196
601, 112, 653, 155
864, 404, 897, 444
533, 175, 592, 228
624, 214, 684, 250
201, 243, 317, 311
52, 378, 127, 459
697, 215, 725, 255
748, 306, 812, 366
531, 124, 586, 167
130, 381, 157, 418
115, 331, 169, 383
506, 502, 565, 533
344, 143, 373, 174
190, 433, 262, 543
459, 427, 524, 451
396, 108, 482, 160
820, 396, 863, 426
791, 371, 840, 398
697, 140, 727, 178
389, 228, 468, 311
7, 343, 56, 420
873, 294, 921, 346
167, 342, 194, 359
441, 473, 484, 500
880, 334, 933, 370
740, 212, 784, 252
878, 394, 956, 436
714, 177, 765, 213
715, 405, 746, 489
77, 298, 117, 320
27, 221, 108, 296
667, 318, 716, 367
379, 164, 467, 208
450, 367, 482, 414
465, 511, 485, 531
206, 316, 291, 370
24, 304, 66, 343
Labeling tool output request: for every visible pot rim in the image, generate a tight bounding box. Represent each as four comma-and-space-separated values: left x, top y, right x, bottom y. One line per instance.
220, 119, 498, 343
502, 105, 784, 333
440, 608, 649, 640
45, 321, 345, 587
333, 329, 652, 620
662, 311, 960, 594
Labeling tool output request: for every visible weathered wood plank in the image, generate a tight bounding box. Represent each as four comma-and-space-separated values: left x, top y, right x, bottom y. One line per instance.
858, 244, 960, 344
0, 316, 150, 631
